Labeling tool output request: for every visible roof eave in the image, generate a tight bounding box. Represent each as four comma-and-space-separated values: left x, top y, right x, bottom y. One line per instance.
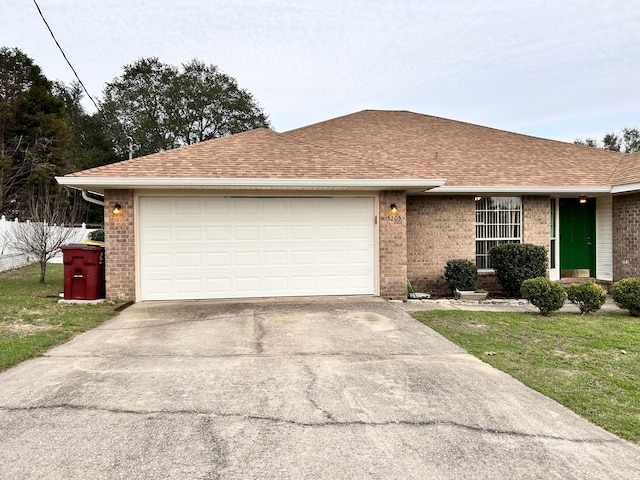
425, 185, 613, 195
611, 182, 640, 194
56, 176, 447, 193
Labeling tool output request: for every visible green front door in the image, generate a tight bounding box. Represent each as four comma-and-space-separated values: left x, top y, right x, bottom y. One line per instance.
559, 198, 596, 277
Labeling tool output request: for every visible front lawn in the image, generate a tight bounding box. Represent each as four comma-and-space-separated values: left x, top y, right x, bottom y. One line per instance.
412, 309, 640, 443
0, 263, 122, 371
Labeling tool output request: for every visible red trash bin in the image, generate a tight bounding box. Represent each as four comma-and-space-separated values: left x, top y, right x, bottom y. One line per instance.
60, 245, 105, 300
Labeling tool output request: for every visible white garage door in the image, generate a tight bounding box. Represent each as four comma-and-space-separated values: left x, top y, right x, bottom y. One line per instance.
138, 196, 376, 300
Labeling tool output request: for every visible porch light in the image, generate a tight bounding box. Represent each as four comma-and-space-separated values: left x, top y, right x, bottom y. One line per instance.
113, 203, 122, 215
579, 196, 587, 204
390, 204, 398, 214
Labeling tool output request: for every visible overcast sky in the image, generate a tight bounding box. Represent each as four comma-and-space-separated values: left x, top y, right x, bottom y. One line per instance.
3, 0, 639, 142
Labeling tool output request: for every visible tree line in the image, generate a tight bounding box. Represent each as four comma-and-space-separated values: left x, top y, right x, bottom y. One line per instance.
574, 128, 640, 153
0, 46, 271, 223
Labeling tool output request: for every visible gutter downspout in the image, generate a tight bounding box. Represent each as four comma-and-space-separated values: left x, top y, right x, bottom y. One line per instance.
81, 190, 105, 207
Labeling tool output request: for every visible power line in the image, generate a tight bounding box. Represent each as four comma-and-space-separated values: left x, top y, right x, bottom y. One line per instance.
32, 0, 101, 112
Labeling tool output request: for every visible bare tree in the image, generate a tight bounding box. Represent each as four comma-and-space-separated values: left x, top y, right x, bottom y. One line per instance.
9, 189, 83, 283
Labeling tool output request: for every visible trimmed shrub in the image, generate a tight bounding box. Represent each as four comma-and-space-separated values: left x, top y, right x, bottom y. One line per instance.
88, 229, 105, 242
566, 281, 607, 315
490, 243, 547, 297
612, 277, 640, 317
521, 277, 567, 316
444, 259, 477, 292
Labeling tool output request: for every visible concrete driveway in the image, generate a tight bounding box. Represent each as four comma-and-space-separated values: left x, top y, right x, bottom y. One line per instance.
0, 297, 638, 479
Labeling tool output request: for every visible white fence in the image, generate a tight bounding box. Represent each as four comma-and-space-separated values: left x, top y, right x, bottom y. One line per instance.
0, 216, 96, 272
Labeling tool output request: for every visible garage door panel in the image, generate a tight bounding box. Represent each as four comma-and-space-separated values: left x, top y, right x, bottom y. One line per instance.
205, 226, 231, 241
346, 250, 372, 264
173, 197, 203, 215
175, 226, 201, 241
319, 250, 343, 264
236, 277, 260, 292
264, 226, 288, 240
264, 251, 288, 266
291, 225, 315, 239
233, 226, 259, 241
142, 226, 171, 243
264, 276, 288, 291
206, 252, 231, 267
233, 199, 260, 214
144, 253, 172, 268
139, 197, 375, 300
236, 252, 260, 266
176, 252, 201, 268
176, 278, 202, 293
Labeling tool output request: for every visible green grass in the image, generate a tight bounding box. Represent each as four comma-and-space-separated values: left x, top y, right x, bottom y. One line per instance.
0, 263, 122, 371
412, 309, 640, 443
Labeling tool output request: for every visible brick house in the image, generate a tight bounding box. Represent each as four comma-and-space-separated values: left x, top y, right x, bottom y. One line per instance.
56, 110, 640, 302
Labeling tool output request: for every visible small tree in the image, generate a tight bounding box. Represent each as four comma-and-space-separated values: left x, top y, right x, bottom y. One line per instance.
9, 190, 83, 283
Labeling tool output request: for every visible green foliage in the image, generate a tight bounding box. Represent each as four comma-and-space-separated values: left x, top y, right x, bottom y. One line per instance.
521, 277, 566, 316
102, 57, 271, 157
0, 264, 121, 370
566, 281, 607, 314
575, 127, 640, 153
0, 47, 72, 216
88, 229, 105, 242
1, 49, 116, 223
412, 309, 640, 442
612, 277, 640, 317
489, 243, 547, 297
444, 259, 477, 292
54, 82, 118, 172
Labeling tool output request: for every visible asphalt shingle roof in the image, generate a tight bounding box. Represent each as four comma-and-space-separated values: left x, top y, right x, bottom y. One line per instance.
69, 128, 414, 180
65, 110, 636, 189
284, 110, 627, 188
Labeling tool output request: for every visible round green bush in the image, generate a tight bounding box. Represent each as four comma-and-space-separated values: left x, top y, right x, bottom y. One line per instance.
490, 243, 547, 297
444, 259, 478, 292
612, 277, 640, 317
566, 281, 607, 314
521, 277, 567, 316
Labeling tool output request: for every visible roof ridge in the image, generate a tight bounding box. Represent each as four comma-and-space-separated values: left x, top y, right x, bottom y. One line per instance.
608, 151, 632, 185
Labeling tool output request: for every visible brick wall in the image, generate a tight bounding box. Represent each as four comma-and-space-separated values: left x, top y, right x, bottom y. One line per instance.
379, 191, 407, 300
613, 192, 640, 280
523, 196, 550, 249
104, 189, 136, 301
407, 195, 551, 296
407, 196, 475, 295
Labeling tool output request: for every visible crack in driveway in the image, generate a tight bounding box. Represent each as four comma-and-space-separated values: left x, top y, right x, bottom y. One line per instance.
252, 309, 265, 354
301, 363, 335, 421
0, 403, 618, 445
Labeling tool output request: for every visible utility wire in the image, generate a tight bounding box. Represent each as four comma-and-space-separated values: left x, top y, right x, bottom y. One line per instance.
32, 0, 132, 157
32, 0, 101, 112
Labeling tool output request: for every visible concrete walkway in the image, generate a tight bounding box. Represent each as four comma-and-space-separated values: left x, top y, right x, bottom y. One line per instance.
398, 296, 628, 314
0, 297, 638, 479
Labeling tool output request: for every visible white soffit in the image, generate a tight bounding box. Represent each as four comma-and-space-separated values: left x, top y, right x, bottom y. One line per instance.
611, 182, 640, 194
56, 177, 447, 193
